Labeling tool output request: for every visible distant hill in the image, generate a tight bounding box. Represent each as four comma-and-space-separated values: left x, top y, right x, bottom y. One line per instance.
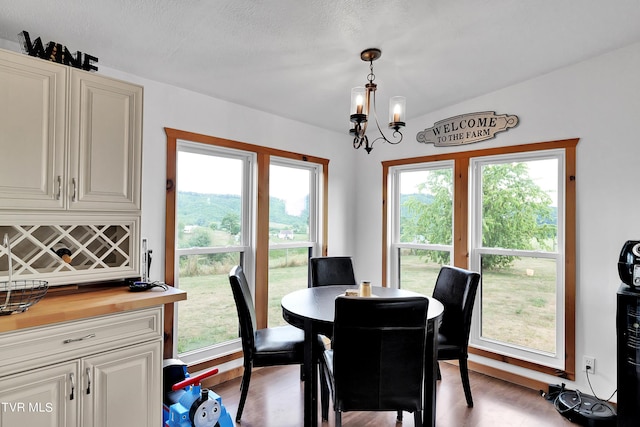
177, 191, 307, 229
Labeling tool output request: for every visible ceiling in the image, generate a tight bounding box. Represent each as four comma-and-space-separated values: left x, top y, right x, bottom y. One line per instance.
1, 1, 640, 134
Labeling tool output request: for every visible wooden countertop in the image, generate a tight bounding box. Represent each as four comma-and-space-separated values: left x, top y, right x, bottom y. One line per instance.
0, 285, 187, 333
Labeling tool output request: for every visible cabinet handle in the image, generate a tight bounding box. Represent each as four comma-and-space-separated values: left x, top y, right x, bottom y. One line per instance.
63, 333, 96, 344
71, 178, 77, 202
86, 367, 92, 395
56, 176, 62, 200
69, 372, 75, 400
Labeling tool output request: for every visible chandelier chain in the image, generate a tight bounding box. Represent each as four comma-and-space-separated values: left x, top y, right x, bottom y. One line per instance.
367, 60, 376, 84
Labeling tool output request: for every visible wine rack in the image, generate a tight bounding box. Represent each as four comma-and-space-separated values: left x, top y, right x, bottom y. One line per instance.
0, 218, 139, 286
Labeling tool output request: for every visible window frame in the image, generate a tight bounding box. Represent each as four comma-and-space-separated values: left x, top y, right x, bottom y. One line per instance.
382, 138, 578, 380
172, 141, 255, 363
387, 160, 455, 288
267, 157, 323, 326
468, 149, 566, 369
164, 128, 329, 366
268, 156, 322, 253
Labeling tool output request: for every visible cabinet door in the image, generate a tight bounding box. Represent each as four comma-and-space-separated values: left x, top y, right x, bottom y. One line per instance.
0, 361, 79, 427
69, 70, 142, 211
0, 50, 66, 210
81, 340, 161, 427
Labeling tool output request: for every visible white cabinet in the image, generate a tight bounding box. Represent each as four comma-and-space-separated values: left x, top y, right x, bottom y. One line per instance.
0, 361, 79, 427
0, 48, 142, 212
0, 49, 67, 210
0, 48, 143, 285
0, 307, 162, 427
81, 341, 161, 427
68, 70, 142, 211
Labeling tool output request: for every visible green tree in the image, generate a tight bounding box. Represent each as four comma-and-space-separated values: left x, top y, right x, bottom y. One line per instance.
481, 163, 555, 269
187, 227, 212, 248
220, 213, 240, 235
404, 163, 555, 270
403, 169, 453, 249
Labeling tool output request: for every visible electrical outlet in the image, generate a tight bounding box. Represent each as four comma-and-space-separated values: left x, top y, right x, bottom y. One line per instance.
583, 356, 595, 374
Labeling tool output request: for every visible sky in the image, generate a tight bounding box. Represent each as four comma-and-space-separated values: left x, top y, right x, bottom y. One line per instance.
177, 151, 310, 215
400, 158, 559, 206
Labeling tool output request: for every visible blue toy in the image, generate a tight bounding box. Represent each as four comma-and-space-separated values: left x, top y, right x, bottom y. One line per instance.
163, 359, 233, 427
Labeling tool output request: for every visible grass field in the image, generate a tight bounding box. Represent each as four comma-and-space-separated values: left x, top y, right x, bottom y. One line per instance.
176, 249, 310, 354
177, 253, 556, 355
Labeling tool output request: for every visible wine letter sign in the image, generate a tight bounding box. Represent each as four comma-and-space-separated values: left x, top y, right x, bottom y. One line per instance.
18, 30, 98, 72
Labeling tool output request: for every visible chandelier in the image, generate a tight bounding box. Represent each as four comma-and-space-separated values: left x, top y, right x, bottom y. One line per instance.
349, 48, 406, 154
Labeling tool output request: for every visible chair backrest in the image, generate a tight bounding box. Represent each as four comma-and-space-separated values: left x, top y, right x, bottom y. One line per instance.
309, 256, 357, 287
432, 265, 480, 347
331, 296, 429, 412
229, 265, 257, 359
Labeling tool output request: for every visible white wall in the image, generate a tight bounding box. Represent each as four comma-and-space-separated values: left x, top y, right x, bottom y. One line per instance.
353, 40, 640, 397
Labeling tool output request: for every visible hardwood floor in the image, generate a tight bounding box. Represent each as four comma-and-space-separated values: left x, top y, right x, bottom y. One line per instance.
211, 362, 574, 427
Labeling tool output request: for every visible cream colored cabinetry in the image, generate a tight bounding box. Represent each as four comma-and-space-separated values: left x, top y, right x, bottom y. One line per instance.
0, 48, 142, 212
68, 70, 142, 211
0, 48, 143, 286
0, 49, 67, 210
0, 307, 162, 427
81, 342, 160, 427
0, 361, 79, 427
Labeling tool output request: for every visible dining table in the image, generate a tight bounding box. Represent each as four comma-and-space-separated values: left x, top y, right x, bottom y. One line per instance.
281, 284, 444, 427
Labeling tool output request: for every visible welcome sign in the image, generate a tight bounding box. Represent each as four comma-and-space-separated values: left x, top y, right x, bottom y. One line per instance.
416, 111, 518, 147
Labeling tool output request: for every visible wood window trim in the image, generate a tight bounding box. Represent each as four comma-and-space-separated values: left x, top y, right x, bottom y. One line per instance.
163, 127, 329, 359
382, 138, 578, 380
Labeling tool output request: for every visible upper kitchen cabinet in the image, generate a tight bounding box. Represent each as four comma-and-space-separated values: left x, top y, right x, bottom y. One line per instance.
0, 48, 67, 210
0, 48, 143, 212
68, 70, 142, 211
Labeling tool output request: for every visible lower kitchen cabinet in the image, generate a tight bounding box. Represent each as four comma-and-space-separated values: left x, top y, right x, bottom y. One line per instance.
82, 341, 161, 427
0, 361, 79, 427
0, 307, 163, 427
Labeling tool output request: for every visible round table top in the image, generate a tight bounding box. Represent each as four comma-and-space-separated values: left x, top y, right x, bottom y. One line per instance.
281, 285, 444, 334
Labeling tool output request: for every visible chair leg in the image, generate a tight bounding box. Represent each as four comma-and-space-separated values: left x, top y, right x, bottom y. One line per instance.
436, 361, 442, 380
236, 363, 253, 421
335, 410, 342, 427
459, 357, 473, 407
413, 410, 423, 427
396, 410, 403, 422
320, 363, 329, 421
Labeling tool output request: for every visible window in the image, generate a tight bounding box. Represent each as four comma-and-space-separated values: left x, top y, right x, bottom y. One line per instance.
469, 151, 564, 369
388, 162, 454, 297
165, 128, 328, 365
174, 142, 254, 362
384, 139, 577, 379
268, 159, 322, 327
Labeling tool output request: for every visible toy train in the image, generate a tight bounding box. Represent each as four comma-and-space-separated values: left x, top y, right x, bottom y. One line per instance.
163, 359, 233, 427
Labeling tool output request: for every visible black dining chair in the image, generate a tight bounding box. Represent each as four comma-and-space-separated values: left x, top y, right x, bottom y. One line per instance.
321, 296, 429, 427
229, 265, 327, 422
433, 265, 481, 407
309, 256, 357, 287
309, 256, 358, 420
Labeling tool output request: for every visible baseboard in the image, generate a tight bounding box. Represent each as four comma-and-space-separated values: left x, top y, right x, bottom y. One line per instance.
193, 353, 550, 393
201, 366, 244, 388
443, 359, 549, 393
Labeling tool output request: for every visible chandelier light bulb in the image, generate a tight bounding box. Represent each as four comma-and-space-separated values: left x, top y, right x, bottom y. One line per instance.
356, 95, 364, 115
389, 96, 406, 127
